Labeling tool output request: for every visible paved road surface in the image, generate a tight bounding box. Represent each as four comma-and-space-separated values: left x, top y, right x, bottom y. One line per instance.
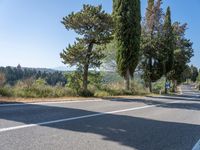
0, 84, 200, 150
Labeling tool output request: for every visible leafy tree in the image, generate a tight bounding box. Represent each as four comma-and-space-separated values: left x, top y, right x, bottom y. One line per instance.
113, 0, 141, 90
141, 0, 164, 92
168, 22, 194, 90
182, 65, 192, 83
190, 65, 199, 82
60, 5, 113, 92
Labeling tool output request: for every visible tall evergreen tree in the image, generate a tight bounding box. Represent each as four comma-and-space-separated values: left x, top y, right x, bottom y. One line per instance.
145, 0, 154, 29
162, 6, 174, 93
113, 0, 141, 90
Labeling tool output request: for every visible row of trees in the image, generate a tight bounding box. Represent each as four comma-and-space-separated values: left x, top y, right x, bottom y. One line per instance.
181, 65, 199, 83
141, 0, 194, 92
0, 65, 66, 86
60, 0, 195, 94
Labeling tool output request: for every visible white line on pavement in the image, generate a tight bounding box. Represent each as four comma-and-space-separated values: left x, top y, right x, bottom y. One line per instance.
0, 100, 180, 133
192, 139, 200, 150
180, 87, 183, 95
0, 99, 103, 107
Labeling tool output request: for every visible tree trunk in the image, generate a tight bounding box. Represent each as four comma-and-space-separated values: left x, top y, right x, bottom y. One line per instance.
171, 80, 177, 93
163, 61, 167, 94
83, 64, 89, 92
82, 43, 93, 92
149, 57, 152, 93
149, 81, 152, 93
125, 69, 130, 90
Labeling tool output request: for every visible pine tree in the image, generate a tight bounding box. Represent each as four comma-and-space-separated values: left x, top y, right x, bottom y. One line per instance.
60, 5, 113, 93
113, 0, 141, 90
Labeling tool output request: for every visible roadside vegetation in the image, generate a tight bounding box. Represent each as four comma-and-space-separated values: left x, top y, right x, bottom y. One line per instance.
0, 0, 198, 98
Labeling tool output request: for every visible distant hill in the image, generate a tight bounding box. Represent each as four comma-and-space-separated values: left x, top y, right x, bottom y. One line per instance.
53, 66, 76, 71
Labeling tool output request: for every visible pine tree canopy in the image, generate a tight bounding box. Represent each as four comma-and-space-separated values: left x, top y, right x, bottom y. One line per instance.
61, 4, 113, 45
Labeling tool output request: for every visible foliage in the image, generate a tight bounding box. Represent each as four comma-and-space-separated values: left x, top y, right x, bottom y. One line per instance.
96, 80, 148, 96
168, 22, 194, 84
0, 66, 66, 86
0, 85, 12, 97
152, 77, 165, 94
65, 71, 82, 94
34, 78, 47, 86
141, 0, 164, 91
60, 4, 113, 92
0, 81, 76, 98
113, 0, 141, 90
197, 71, 200, 83
101, 40, 117, 71
161, 7, 174, 76
190, 65, 199, 82
0, 73, 6, 87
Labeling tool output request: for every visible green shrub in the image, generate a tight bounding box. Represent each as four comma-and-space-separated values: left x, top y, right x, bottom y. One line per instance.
0, 86, 12, 97
152, 78, 165, 94
78, 89, 94, 97
94, 90, 110, 97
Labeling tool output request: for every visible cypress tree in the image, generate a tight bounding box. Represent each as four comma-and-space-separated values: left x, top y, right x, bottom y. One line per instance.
113, 0, 141, 90
145, 0, 154, 29
162, 6, 174, 93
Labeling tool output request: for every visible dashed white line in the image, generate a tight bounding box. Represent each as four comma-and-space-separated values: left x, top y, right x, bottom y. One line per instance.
0, 100, 180, 133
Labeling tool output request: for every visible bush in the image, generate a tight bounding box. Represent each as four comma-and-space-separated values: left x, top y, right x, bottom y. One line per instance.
0, 86, 12, 97
78, 89, 94, 97
12, 84, 77, 98
152, 78, 165, 94
0, 78, 77, 98
94, 90, 110, 97
99, 80, 148, 96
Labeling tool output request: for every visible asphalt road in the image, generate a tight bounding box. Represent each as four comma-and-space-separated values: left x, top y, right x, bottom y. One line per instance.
0, 84, 200, 150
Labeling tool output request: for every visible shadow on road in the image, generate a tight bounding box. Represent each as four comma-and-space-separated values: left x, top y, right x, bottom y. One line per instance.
0, 98, 200, 150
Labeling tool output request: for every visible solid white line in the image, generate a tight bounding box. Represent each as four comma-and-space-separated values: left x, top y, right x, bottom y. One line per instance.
0, 100, 180, 133
0, 99, 103, 107
192, 139, 200, 150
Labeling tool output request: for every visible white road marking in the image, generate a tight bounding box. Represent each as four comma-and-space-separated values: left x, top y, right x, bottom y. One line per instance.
192, 139, 200, 150
156, 95, 200, 101
180, 87, 183, 95
0, 99, 103, 107
0, 100, 180, 133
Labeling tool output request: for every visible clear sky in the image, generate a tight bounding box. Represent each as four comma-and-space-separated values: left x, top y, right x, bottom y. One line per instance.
0, 0, 199, 68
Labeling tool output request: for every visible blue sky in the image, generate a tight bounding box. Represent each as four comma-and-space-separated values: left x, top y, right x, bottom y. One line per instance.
0, 0, 199, 68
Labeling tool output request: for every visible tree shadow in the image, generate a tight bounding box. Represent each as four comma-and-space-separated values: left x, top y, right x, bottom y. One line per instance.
0, 101, 200, 150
